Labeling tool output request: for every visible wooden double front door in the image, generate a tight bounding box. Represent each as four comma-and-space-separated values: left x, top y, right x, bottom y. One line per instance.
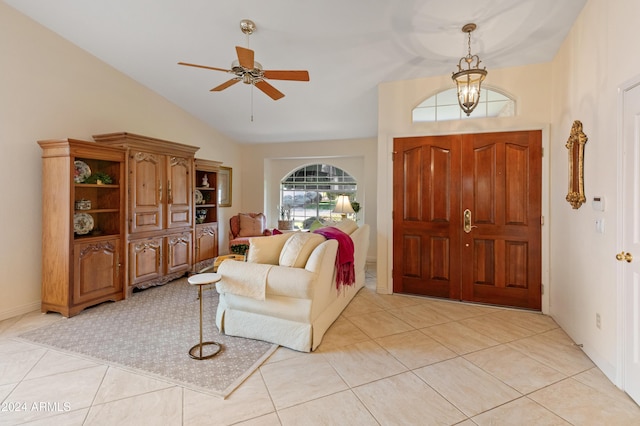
393, 130, 542, 310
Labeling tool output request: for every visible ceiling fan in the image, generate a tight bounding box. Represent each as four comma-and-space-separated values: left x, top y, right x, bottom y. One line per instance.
178, 19, 309, 100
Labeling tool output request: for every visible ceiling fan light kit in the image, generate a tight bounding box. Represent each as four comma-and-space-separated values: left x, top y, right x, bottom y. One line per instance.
178, 19, 309, 101
451, 23, 488, 116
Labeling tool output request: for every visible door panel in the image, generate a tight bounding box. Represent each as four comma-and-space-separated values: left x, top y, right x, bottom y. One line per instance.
621, 81, 640, 404
166, 232, 192, 274
471, 143, 496, 224
129, 152, 163, 233
394, 131, 541, 309
166, 156, 193, 229
461, 131, 541, 309
393, 136, 461, 299
129, 237, 162, 285
74, 239, 121, 304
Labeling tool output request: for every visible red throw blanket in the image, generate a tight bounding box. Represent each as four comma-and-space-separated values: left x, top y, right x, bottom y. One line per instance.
313, 226, 355, 290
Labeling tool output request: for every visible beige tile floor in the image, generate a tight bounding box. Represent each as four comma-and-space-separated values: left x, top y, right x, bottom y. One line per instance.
1, 265, 639, 425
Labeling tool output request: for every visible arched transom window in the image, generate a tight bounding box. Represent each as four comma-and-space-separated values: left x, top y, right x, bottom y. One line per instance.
412, 87, 515, 122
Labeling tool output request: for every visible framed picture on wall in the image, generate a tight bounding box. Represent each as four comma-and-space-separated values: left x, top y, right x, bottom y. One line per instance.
218, 166, 232, 207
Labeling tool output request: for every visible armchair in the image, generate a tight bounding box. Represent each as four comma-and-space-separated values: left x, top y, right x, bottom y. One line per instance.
229, 213, 272, 254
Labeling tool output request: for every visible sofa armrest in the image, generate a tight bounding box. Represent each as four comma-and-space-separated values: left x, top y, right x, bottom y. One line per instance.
304, 240, 338, 273
266, 266, 316, 299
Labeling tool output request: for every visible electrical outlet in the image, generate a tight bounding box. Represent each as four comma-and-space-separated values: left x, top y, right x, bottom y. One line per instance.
596, 313, 601, 329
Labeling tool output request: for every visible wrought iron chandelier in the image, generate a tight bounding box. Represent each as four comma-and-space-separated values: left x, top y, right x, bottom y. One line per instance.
451, 23, 487, 116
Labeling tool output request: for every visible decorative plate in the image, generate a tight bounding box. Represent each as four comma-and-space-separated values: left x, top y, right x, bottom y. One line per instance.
74, 160, 91, 183
74, 213, 94, 235
195, 189, 204, 205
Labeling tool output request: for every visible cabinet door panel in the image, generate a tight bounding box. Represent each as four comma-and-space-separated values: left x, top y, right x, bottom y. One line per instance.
130, 152, 163, 233
129, 237, 162, 284
73, 239, 122, 304
167, 156, 193, 229
167, 232, 192, 274
195, 224, 218, 263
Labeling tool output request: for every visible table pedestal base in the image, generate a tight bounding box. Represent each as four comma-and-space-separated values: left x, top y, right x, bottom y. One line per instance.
189, 341, 221, 360
187, 273, 223, 361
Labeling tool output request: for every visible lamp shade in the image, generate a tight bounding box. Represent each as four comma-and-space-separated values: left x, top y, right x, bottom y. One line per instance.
333, 195, 354, 216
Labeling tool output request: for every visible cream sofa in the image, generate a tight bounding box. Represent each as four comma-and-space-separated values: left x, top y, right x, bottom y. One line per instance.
215, 220, 370, 352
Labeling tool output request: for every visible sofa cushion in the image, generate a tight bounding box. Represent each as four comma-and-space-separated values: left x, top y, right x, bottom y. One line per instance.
333, 218, 358, 235
238, 213, 266, 237
247, 233, 294, 265
279, 232, 326, 268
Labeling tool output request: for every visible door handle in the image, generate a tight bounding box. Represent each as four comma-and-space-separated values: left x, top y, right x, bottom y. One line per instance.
463, 209, 478, 233
616, 251, 633, 263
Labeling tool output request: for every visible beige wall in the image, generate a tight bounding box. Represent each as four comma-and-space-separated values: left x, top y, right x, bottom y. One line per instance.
548, 0, 640, 381
0, 3, 240, 320
237, 138, 377, 261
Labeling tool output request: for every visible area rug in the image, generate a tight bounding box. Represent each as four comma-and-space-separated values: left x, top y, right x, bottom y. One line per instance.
18, 278, 277, 399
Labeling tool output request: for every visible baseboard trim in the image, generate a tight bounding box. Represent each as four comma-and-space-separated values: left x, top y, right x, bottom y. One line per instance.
580, 342, 618, 387
0, 301, 41, 322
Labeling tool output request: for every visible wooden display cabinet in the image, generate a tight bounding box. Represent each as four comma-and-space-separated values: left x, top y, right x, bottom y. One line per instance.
193, 158, 222, 272
40, 132, 225, 302
39, 139, 126, 317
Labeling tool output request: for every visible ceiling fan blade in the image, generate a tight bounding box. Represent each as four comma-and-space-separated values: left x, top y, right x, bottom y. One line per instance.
236, 46, 254, 69
263, 70, 310, 81
178, 62, 230, 72
255, 80, 285, 100
210, 79, 240, 92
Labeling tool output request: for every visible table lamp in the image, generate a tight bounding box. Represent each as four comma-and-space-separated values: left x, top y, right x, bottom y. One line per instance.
333, 195, 354, 220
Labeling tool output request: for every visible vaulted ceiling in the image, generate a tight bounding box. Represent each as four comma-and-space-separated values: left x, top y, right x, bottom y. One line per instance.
6, 0, 586, 143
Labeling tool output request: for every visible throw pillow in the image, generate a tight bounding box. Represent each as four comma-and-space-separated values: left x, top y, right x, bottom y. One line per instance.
334, 218, 358, 235
279, 232, 326, 268
238, 213, 265, 237
247, 233, 294, 265
309, 219, 324, 231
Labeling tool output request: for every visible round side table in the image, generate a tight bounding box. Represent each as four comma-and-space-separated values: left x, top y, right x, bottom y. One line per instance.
187, 272, 223, 360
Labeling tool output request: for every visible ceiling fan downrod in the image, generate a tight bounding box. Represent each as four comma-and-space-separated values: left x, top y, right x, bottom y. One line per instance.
240, 19, 255, 48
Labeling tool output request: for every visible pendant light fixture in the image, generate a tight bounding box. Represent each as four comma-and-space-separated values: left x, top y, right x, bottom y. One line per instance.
451, 23, 487, 116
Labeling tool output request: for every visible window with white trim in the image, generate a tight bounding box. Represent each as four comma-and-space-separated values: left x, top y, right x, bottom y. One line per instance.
280, 164, 357, 229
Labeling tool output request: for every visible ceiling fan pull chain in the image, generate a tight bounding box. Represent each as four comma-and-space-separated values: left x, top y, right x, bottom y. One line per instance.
251, 85, 254, 122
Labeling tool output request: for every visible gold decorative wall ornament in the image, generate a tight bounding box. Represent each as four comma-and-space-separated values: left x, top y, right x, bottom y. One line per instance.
566, 120, 588, 209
